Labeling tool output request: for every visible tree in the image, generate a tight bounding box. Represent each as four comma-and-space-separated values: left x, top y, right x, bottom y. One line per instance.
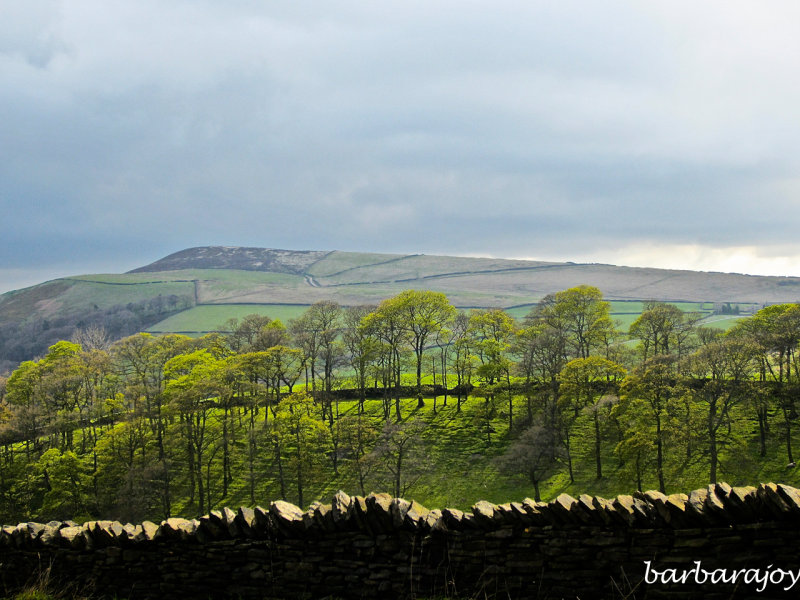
742, 304, 800, 384
342, 305, 380, 414
558, 356, 626, 479
223, 314, 275, 353
164, 349, 233, 514
515, 319, 568, 429
362, 301, 411, 421
35, 448, 92, 520
530, 285, 615, 360
686, 336, 756, 483
261, 346, 304, 408
72, 347, 115, 507
450, 312, 474, 412
111, 332, 193, 516
495, 421, 561, 502
731, 304, 800, 463
384, 291, 456, 409
337, 414, 379, 496
6, 360, 46, 457
472, 391, 499, 445
290, 301, 343, 422
273, 392, 332, 508
93, 418, 158, 521
70, 325, 111, 351
619, 356, 676, 493
369, 420, 428, 497
34, 341, 84, 451
629, 302, 700, 362
235, 351, 273, 504
614, 427, 655, 493
432, 321, 456, 409
469, 309, 517, 428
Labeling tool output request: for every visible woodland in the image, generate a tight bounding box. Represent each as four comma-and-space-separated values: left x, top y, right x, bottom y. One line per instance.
0, 286, 798, 525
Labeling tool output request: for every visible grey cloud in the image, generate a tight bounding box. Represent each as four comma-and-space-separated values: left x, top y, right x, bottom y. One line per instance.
2, 0, 800, 290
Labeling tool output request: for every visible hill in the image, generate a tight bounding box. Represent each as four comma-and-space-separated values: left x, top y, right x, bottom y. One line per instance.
1, 245, 799, 372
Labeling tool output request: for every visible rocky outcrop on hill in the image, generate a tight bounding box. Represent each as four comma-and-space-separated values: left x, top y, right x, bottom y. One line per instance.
129, 246, 331, 274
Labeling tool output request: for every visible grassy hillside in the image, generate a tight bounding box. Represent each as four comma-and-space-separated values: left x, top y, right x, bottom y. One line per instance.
146, 304, 310, 334
183, 392, 800, 516
12, 391, 791, 522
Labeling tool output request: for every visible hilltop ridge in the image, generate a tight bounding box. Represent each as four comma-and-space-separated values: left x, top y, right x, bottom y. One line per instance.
2, 245, 800, 372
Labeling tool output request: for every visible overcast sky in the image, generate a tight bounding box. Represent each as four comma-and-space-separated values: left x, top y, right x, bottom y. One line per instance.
2, 1, 800, 293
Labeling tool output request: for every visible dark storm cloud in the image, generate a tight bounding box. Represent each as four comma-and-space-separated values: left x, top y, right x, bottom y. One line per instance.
2, 1, 800, 291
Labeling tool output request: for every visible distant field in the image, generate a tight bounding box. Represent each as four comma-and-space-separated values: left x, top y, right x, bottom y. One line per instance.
147, 304, 311, 333
48, 263, 788, 320
70, 269, 300, 286
506, 300, 718, 329
145, 298, 748, 336
314, 254, 551, 286
60, 279, 194, 309
67, 272, 198, 283
305, 250, 401, 277
699, 315, 748, 330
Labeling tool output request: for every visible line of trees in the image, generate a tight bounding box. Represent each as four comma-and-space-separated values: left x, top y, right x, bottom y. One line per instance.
0, 287, 799, 522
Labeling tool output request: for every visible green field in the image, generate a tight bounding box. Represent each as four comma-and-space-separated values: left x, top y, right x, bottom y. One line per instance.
147, 299, 747, 336
146, 304, 311, 333
698, 315, 748, 330
67, 272, 198, 283
506, 300, 726, 331
60, 279, 195, 309
69, 269, 303, 288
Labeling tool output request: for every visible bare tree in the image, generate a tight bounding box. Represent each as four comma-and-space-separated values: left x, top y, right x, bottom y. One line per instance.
70, 325, 111, 351
495, 421, 562, 502
369, 420, 428, 497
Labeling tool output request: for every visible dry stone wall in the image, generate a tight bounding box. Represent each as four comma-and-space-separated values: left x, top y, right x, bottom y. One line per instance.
3, 483, 800, 598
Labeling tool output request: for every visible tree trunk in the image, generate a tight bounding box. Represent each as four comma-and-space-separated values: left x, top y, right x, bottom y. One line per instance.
222, 406, 230, 497
196, 452, 205, 515
395, 450, 403, 498
526, 393, 533, 426
635, 451, 643, 492
297, 450, 304, 510
416, 351, 424, 409
274, 439, 286, 500
655, 413, 665, 494
359, 368, 366, 415
563, 430, 574, 483
184, 416, 196, 506
785, 404, 795, 464
248, 429, 257, 505
593, 410, 602, 479
441, 351, 448, 407
709, 400, 718, 484
395, 349, 403, 422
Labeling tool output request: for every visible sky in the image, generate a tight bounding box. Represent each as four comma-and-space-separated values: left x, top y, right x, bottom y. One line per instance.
3, 1, 800, 293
